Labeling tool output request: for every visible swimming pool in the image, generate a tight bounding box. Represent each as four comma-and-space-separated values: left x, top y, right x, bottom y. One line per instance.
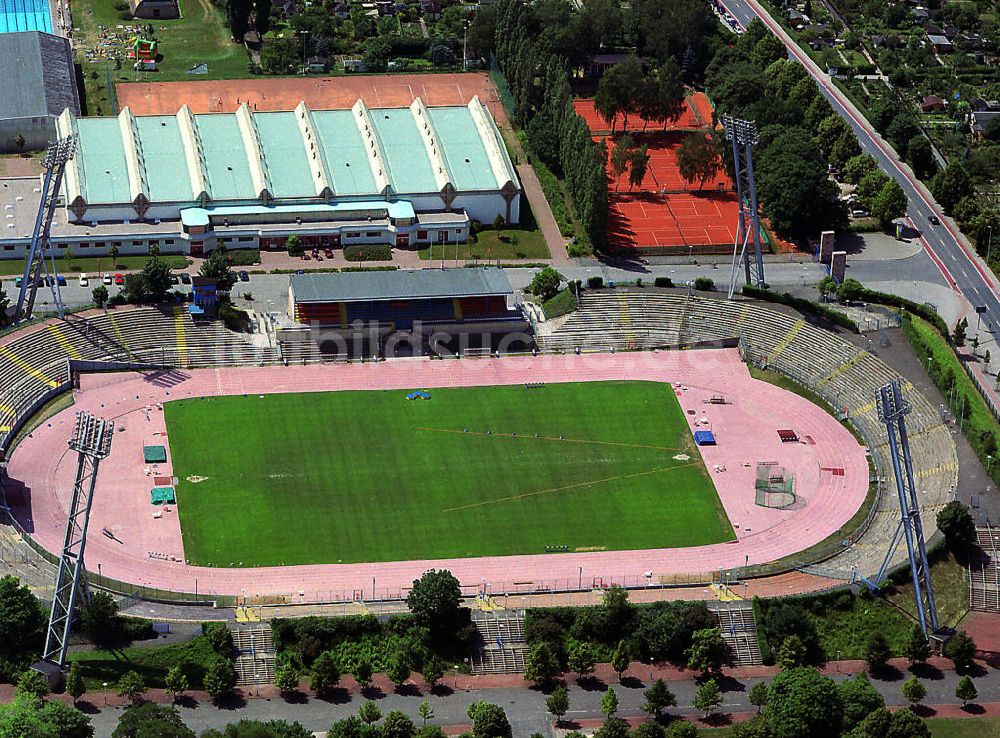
0, 0, 53, 34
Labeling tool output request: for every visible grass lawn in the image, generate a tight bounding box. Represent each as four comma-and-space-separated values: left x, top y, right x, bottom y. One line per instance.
808, 594, 913, 660
542, 287, 577, 319
67, 635, 220, 690
888, 550, 969, 629
0, 255, 188, 277
166, 381, 733, 566
72, 0, 248, 115
929, 718, 1000, 737
418, 197, 550, 261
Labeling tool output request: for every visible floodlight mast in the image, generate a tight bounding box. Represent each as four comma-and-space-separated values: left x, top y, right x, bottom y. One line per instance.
723, 115, 764, 299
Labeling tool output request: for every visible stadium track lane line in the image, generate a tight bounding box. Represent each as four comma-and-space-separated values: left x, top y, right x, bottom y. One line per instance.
442, 462, 702, 513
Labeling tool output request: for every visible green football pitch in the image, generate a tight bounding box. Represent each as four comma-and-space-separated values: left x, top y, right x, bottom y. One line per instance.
165, 381, 734, 566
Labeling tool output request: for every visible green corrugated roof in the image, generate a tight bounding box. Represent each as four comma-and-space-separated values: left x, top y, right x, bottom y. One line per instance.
291, 267, 513, 304
134, 115, 193, 202
428, 107, 498, 191
312, 109, 377, 196
254, 111, 314, 198
195, 114, 257, 200
76, 118, 132, 204
370, 109, 438, 193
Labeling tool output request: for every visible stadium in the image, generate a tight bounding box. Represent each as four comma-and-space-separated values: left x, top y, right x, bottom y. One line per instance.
0, 288, 957, 609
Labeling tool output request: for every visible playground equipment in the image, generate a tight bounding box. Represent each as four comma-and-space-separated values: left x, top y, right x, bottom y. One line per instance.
128, 35, 156, 60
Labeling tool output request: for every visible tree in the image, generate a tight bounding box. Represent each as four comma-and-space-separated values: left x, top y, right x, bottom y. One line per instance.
627, 145, 650, 190
141, 255, 173, 302
419, 700, 434, 726
766, 667, 842, 738
92, 284, 109, 308
685, 627, 727, 675
117, 670, 146, 704
956, 675, 977, 707
901, 676, 926, 707
13, 133, 26, 153
275, 663, 300, 696
285, 234, 305, 257
524, 642, 560, 687
546, 686, 569, 723
865, 632, 891, 673
594, 57, 644, 132
421, 655, 444, 689
600, 686, 619, 717
354, 660, 374, 691
837, 672, 883, 732
122, 273, 146, 304
165, 665, 189, 703
843, 154, 878, 184
527, 266, 564, 303
80, 592, 125, 648
0, 576, 45, 682
363, 36, 392, 72
415, 727, 447, 738
467, 701, 512, 738
610, 640, 630, 681
110, 244, 120, 267
776, 635, 808, 670
937, 501, 975, 551
407, 569, 463, 635
382, 710, 416, 738
567, 641, 596, 681
886, 115, 920, 153
359, 700, 382, 725
111, 702, 196, 738
642, 678, 677, 719
871, 179, 908, 229
310, 650, 340, 695
253, 0, 272, 34
17, 669, 49, 698
931, 164, 975, 213
204, 658, 237, 704
856, 169, 890, 205
610, 135, 634, 192
945, 630, 977, 672
953, 317, 968, 347
908, 135, 937, 179
906, 624, 932, 664
677, 134, 721, 190
386, 654, 411, 690
200, 245, 237, 292
748, 681, 768, 713
328, 716, 366, 738
67, 661, 87, 705
593, 716, 630, 738
693, 679, 722, 718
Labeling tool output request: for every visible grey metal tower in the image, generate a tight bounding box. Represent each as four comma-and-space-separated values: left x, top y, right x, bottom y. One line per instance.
723, 115, 764, 298
874, 379, 939, 636
15, 136, 76, 324
42, 411, 114, 669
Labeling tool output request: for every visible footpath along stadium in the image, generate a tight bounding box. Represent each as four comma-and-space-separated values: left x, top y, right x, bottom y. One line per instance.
0, 288, 958, 617
0, 95, 519, 258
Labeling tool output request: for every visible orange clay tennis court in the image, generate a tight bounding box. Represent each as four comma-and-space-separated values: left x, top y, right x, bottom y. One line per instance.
600, 132, 733, 194
608, 192, 739, 252
115, 72, 507, 122
572, 92, 716, 134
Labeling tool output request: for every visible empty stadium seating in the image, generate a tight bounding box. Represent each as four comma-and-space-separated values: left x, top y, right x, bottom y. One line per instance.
541, 289, 958, 580
470, 610, 528, 675
710, 601, 762, 666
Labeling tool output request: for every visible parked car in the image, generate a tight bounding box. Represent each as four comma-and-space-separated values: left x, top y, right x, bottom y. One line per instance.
179, 273, 191, 284
102, 274, 112, 286
78, 273, 89, 287
114, 273, 124, 286
14, 276, 21, 287
169, 274, 179, 285
238, 270, 250, 282
56, 275, 67, 286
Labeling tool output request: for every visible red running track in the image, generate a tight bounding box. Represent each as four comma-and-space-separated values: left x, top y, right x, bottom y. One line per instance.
5, 350, 867, 601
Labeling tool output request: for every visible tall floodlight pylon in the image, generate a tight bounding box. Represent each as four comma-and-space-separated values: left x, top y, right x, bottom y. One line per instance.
875, 379, 939, 636
42, 411, 114, 669
723, 115, 764, 299
15, 135, 76, 324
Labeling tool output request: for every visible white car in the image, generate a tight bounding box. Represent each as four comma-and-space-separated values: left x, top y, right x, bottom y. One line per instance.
78, 273, 89, 287
102, 274, 112, 286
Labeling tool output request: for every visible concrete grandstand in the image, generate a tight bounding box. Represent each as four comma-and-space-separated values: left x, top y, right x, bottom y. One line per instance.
0, 96, 519, 259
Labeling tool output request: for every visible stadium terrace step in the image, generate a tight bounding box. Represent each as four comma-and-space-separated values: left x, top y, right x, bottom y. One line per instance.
710, 601, 762, 666
470, 610, 527, 674
230, 623, 276, 685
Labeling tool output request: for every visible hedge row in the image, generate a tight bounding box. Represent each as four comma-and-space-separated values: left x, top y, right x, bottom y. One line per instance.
741, 285, 859, 332
344, 244, 392, 262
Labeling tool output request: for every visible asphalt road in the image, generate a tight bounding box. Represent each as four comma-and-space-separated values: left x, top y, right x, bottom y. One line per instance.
718, 0, 1000, 332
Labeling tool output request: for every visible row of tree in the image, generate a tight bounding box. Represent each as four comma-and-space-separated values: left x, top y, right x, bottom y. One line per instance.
493, 0, 608, 250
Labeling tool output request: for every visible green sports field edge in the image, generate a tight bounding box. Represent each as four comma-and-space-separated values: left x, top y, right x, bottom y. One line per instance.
164, 381, 734, 567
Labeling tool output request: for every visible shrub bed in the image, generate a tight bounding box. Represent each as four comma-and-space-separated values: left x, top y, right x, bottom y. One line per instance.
344, 245, 392, 262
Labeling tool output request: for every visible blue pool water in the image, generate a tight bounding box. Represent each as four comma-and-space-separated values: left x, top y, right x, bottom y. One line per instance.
0, 0, 53, 34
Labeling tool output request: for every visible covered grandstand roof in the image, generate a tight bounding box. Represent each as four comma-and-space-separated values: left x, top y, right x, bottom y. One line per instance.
55, 96, 518, 217
0, 32, 79, 120
291, 267, 513, 304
